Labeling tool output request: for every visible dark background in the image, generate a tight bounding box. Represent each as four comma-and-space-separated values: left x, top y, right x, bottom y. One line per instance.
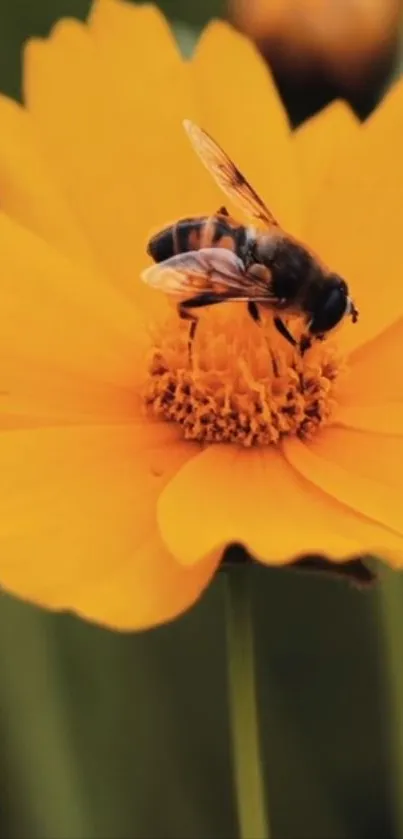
0, 1, 402, 837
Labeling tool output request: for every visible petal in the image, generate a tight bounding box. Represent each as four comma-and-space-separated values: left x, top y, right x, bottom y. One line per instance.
72, 529, 219, 631
335, 404, 403, 435
90, 1, 217, 283
0, 214, 148, 426
24, 5, 215, 307
339, 316, 403, 403
306, 80, 403, 353
294, 101, 359, 224
335, 317, 403, 433
191, 22, 301, 235
0, 95, 93, 263
89, 0, 211, 213
0, 423, 217, 629
283, 429, 403, 564
157, 444, 403, 567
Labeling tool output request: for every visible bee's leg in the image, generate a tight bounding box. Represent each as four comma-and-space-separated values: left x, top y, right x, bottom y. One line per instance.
179, 294, 226, 363
300, 332, 325, 355
273, 316, 298, 349
216, 206, 229, 216
178, 304, 199, 364
249, 303, 281, 374
299, 335, 312, 355
181, 293, 226, 310
247, 300, 261, 324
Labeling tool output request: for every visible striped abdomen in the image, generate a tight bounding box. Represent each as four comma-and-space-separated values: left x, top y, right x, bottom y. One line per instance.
147, 215, 249, 264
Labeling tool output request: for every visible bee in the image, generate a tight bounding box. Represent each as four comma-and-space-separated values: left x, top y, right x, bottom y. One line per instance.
142, 120, 358, 355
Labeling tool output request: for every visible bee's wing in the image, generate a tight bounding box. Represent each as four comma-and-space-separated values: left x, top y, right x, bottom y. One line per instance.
141, 248, 272, 300
183, 120, 280, 229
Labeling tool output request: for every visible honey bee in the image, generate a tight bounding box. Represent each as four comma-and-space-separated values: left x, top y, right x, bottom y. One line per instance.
142, 120, 358, 355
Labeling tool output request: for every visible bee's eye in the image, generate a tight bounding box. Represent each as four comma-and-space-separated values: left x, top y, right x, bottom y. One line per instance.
309, 285, 348, 334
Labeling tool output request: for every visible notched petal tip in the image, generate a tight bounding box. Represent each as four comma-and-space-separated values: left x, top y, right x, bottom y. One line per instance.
90, 0, 161, 19
297, 99, 359, 135
47, 17, 87, 40
23, 18, 89, 104
22, 35, 46, 66
88, 0, 177, 51
289, 555, 376, 587
220, 543, 376, 587
24, 16, 87, 54
196, 18, 264, 55
194, 16, 281, 93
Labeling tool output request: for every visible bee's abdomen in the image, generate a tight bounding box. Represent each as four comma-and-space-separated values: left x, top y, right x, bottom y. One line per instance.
147, 217, 205, 263
147, 227, 175, 263
147, 216, 247, 263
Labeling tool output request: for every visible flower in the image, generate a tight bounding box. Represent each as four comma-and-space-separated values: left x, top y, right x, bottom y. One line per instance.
230, 0, 401, 94
1, 0, 403, 631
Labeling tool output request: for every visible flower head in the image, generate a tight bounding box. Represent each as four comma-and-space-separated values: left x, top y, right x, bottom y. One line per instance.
230, 0, 401, 92
1, 0, 403, 630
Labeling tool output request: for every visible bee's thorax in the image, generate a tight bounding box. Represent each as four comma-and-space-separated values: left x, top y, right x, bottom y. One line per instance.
254, 235, 326, 311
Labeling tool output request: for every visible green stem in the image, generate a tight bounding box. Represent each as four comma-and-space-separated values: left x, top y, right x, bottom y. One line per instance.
225, 566, 271, 839
377, 564, 403, 838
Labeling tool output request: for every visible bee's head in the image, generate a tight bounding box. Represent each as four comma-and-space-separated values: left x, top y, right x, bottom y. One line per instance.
309, 274, 358, 336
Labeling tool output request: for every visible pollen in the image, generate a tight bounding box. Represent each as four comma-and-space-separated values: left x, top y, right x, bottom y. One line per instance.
144, 306, 343, 447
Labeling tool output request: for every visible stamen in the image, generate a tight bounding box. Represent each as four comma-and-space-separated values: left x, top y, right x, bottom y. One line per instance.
144, 307, 343, 447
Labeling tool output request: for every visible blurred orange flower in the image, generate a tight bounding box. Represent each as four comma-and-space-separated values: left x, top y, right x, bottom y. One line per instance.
230, 0, 402, 93
1, 0, 403, 630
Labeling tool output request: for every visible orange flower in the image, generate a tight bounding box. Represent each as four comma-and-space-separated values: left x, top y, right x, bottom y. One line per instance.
230, 0, 401, 91
1, 0, 403, 630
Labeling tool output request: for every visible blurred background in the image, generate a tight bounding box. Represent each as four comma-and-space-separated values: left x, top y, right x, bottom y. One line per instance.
0, 1, 403, 837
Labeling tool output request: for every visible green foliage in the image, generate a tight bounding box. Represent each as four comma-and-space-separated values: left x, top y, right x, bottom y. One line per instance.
0, 565, 398, 838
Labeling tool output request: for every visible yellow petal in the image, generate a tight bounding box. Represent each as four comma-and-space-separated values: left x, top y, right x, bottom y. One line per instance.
0, 94, 93, 263
335, 404, 403, 435
157, 444, 403, 567
24, 5, 214, 307
89, 0, 206, 201
294, 101, 359, 225
191, 21, 301, 235
0, 214, 148, 426
72, 529, 219, 631
0, 423, 217, 629
283, 430, 403, 564
335, 316, 403, 433
89, 0, 215, 219
340, 316, 403, 403
306, 79, 403, 353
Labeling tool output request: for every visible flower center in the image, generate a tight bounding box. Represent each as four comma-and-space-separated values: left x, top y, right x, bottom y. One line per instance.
144, 305, 343, 447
